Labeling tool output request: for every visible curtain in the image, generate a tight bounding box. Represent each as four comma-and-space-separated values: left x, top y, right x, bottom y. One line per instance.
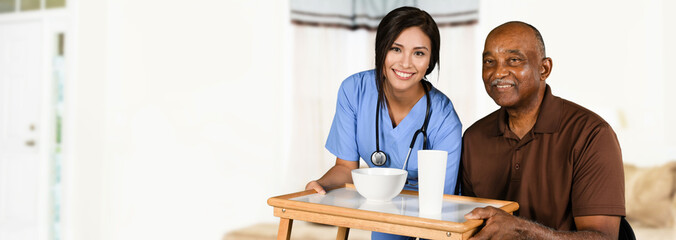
282, 0, 479, 191
290, 0, 478, 29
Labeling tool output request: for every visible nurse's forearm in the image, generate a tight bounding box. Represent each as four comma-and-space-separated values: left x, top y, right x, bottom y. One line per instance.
316, 158, 358, 189
316, 166, 353, 189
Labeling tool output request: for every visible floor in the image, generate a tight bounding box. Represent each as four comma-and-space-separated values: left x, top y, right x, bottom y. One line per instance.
223, 221, 370, 240
632, 226, 675, 240
224, 220, 675, 240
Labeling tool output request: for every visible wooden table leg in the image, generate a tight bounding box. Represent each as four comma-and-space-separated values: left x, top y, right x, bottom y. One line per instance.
277, 218, 293, 240
336, 226, 350, 240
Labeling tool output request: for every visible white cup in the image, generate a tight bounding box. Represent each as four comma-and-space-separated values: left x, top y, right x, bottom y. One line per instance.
417, 149, 448, 215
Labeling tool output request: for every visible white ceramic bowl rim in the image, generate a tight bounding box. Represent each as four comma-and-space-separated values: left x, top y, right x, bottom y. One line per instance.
352, 168, 407, 176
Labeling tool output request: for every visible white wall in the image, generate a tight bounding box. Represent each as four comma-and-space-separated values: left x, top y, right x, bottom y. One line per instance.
477, 0, 676, 166
68, 0, 289, 239
63, 0, 675, 240
66, 0, 107, 239
664, 0, 676, 160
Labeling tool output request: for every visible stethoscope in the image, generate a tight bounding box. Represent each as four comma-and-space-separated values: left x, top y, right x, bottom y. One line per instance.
370, 80, 431, 173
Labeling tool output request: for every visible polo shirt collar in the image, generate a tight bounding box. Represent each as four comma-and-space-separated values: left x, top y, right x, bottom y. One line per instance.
494, 84, 561, 136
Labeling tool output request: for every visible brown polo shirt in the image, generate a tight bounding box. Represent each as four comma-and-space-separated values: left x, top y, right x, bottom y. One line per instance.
460, 85, 625, 231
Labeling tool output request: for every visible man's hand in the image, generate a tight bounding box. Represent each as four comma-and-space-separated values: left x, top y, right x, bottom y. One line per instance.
464, 206, 617, 240
465, 206, 532, 240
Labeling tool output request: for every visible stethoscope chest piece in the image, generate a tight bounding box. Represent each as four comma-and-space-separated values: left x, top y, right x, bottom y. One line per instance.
371, 151, 387, 166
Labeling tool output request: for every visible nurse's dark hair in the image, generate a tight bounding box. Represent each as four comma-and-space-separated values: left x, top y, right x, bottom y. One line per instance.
375, 6, 440, 106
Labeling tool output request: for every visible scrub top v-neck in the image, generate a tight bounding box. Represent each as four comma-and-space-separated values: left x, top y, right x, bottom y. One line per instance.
376, 89, 428, 170
325, 69, 462, 194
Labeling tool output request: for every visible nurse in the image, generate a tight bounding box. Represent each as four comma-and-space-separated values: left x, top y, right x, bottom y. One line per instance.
305, 6, 462, 239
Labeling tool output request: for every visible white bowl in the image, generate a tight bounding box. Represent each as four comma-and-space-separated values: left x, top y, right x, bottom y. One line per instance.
351, 168, 407, 202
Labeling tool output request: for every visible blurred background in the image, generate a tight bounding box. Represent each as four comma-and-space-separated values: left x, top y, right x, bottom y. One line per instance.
0, 0, 674, 239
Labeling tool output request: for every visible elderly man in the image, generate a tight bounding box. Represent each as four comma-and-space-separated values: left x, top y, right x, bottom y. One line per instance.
460, 21, 626, 239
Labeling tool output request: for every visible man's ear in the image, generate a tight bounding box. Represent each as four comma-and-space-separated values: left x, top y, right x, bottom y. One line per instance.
540, 57, 552, 81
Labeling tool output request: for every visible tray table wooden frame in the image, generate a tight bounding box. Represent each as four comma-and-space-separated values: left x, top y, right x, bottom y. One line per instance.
267, 184, 518, 240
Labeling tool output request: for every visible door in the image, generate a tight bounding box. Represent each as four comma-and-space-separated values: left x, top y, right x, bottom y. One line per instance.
0, 20, 43, 240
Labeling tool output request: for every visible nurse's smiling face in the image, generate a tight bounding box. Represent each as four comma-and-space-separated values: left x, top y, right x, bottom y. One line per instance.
383, 26, 431, 93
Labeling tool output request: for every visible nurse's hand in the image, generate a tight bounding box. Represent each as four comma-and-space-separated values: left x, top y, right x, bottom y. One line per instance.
305, 180, 326, 195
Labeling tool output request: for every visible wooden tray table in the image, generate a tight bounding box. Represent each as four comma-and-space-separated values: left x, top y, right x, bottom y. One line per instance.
267, 184, 518, 240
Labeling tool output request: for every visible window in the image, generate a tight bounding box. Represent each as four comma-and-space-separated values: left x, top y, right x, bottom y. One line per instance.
0, 0, 15, 13
21, 0, 40, 11
0, 0, 66, 14
46, 0, 65, 9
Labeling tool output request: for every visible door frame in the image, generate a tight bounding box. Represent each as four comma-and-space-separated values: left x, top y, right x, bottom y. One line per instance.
0, 8, 72, 240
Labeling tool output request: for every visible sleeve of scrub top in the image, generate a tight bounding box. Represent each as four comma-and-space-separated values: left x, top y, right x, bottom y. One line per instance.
431, 100, 463, 195
325, 76, 360, 161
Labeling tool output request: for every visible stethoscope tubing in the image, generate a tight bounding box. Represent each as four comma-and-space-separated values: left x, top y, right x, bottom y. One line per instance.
372, 81, 431, 171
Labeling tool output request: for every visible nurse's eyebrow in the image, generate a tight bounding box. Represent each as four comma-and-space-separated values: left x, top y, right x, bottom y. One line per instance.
392, 42, 429, 51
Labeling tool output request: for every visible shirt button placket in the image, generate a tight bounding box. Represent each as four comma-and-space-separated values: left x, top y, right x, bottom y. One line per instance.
512, 147, 522, 180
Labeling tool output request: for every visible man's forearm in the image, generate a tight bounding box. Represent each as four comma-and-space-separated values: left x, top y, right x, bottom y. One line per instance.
518, 220, 612, 240
466, 207, 618, 240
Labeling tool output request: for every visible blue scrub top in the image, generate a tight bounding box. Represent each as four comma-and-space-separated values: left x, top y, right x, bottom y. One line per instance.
326, 70, 462, 194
